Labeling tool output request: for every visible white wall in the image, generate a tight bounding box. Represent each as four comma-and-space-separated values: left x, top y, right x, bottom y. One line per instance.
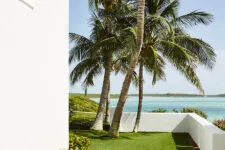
0, 0, 68, 150
110, 108, 225, 150
187, 114, 225, 150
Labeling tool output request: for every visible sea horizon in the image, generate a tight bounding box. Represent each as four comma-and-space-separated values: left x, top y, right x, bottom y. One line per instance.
92, 96, 225, 122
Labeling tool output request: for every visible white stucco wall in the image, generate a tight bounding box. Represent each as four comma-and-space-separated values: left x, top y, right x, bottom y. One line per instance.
0, 0, 68, 150
110, 108, 225, 150
187, 114, 225, 150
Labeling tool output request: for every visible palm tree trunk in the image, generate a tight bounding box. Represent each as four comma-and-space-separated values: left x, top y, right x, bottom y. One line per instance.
84, 87, 87, 96
108, 0, 145, 137
91, 52, 112, 130
133, 60, 144, 132
105, 83, 111, 125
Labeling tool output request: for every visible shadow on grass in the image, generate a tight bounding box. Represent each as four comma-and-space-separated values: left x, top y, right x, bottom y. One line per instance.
172, 133, 194, 150
73, 130, 133, 140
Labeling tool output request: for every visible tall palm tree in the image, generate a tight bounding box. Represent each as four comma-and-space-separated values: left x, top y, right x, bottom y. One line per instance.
70, 7, 139, 128
88, 0, 139, 130
108, 0, 216, 137
69, 14, 117, 130
131, 0, 216, 132
87, 0, 120, 130
108, 0, 146, 137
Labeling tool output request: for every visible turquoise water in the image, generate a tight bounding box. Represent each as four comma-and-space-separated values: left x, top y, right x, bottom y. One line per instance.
92, 96, 225, 122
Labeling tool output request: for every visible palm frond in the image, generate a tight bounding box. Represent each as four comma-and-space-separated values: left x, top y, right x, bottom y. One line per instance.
142, 45, 166, 85
69, 33, 94, 63
173, 11, 214, 27
177, 64, 204, 94
82, 63, 102, 87
70, 58, 100, 85
159, 40, 198, 66
160, 0, 179, 19
175, 35, 216, 69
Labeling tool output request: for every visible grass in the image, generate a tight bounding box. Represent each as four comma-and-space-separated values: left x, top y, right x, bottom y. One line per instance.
72, 130, 194, 150
70, 112, 195, 150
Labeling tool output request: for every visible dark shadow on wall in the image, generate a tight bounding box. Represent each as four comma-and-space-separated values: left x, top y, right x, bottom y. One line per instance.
172, 133, 199, 150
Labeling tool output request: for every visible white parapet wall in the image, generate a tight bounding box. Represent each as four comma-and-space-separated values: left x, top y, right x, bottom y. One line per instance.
110, 107, 225, 150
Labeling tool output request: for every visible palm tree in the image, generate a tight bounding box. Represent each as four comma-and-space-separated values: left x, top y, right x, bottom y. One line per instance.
69, 14, 117, 130
87, 0, 120, 130
131, 0, 216, 132
108, 0, 146, 137
87, 0, 140, 130
108, 0, 216, 137
69, 7, 139, 128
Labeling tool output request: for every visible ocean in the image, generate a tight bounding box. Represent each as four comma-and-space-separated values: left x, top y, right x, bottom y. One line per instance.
92, 96, 225, 122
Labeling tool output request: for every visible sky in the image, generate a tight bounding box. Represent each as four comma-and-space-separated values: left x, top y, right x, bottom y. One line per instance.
69, 0, 225, 95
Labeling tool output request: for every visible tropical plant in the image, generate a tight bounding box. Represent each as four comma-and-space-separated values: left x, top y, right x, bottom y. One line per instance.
69, 15, 115, 130
109, 0, 215, 136
213, 119, 225, 131
151, 108, 167, 113
181, 107, 208, 119
69, 132, 91, 150
69, 5, 139, 130
172, 108, 178, 113
131, 0, 215, 132
108, 0, 146, 137
86, 0, 122, 131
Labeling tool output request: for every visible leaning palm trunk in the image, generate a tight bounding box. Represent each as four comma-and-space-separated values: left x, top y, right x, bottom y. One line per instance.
108, 0, 145, 137
133, 60, 144, 132
91, 53, 112, 130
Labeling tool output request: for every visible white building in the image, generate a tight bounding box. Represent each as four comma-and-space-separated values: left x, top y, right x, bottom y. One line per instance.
0, 0, 68, 149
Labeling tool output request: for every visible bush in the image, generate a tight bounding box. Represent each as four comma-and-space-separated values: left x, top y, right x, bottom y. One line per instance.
151, 108, 167, 113
69, 112, 109, 131
69, 132, 91, 150
181, 107, 208, 119
172, 108, 178, 113
213, 119, 225, 131
69, 95, 99, 113
70, 112, 96, 130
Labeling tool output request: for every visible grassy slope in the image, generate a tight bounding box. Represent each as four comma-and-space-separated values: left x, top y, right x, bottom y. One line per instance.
69, 95, 98, 112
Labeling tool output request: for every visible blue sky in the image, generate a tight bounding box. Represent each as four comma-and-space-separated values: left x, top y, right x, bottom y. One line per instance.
69, 0, 225, 94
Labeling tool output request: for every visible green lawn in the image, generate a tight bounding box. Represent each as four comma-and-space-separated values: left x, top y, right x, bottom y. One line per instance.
70, 112, 195, 150
73, 130, 194, 150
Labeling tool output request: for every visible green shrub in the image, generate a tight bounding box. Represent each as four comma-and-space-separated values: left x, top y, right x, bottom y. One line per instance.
172, 108, 178, 113
69, 95, 98, 113
181, 107, 208, 119
213, 119, 225, 131
70, 112, 96, 130
69, 112, 109, 131
151, 108, 167, 113
69, 132, 91, 150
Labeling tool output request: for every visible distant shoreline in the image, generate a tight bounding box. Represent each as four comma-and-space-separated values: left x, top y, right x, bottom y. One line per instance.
70, 93, 225, 98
